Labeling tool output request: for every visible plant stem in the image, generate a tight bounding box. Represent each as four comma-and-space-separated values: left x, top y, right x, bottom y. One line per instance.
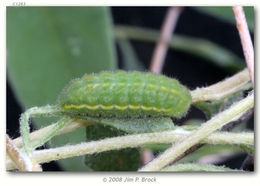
149, 7, 182, 74
180, 71, 252, 163
31, 117, 73, 149
191, 68, 250, 103
233, 6, 254, 85
6, 128, 253, 170
19, 105, 63, 170
139, 93, 254, 171
6, 135, 36, 171
14, 119, 92, 148
170, 105, 253, 165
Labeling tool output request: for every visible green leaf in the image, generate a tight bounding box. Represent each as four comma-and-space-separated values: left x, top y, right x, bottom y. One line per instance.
161, 163, 242, 172
7, 7, 117, 171
195, 7, 254, 31
85, 124, 141, 171
81, 117, 175, 134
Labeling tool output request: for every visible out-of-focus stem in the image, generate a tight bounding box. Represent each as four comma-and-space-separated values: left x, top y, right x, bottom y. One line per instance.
233, 6, 254, 85
149, 7, 182, 74
115, 25, 245, 72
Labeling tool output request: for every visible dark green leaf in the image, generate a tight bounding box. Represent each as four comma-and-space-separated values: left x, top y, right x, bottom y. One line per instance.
85, 124, 141, 171
7, 7, 117, 171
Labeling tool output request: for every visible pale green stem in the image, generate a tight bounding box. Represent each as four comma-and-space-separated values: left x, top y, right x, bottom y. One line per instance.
14, 119, 91, 148
139, 93, 254, 171
31, 117, 73, 149
19, 105, 62, 166
191, 68, 250, 103
161, 163, 242, 172
6, 128, 253, 170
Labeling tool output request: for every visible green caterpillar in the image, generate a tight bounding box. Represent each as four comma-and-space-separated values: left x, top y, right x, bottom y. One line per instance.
58, 71, 191, 118
19, 70, 192, 165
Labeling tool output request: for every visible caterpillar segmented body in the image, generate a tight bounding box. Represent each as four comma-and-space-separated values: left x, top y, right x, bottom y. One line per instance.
58, 71, 191, 118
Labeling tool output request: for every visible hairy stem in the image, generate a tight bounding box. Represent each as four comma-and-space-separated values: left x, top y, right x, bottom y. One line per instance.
14, 119, 92, 148
191, 68, 250, 103
31, 117, 73, 149
19, 105, 63, 169
6, 135, 36, 171
6, 128, 253, 170
139, 93, 254, 171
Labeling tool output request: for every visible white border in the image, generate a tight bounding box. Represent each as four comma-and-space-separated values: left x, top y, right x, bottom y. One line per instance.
1, 0, 259, 186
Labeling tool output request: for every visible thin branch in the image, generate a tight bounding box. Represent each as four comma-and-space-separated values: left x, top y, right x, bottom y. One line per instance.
6, 128, 253, 171
169, 144, 204, 165
191, 68, 250, 103
149, 7, 182, 74
139, 93, 254, 171
6, 135, 41, 171
233, 6, 254, 85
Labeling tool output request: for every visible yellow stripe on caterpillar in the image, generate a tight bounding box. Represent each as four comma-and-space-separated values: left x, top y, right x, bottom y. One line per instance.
62, 104, 172, 113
